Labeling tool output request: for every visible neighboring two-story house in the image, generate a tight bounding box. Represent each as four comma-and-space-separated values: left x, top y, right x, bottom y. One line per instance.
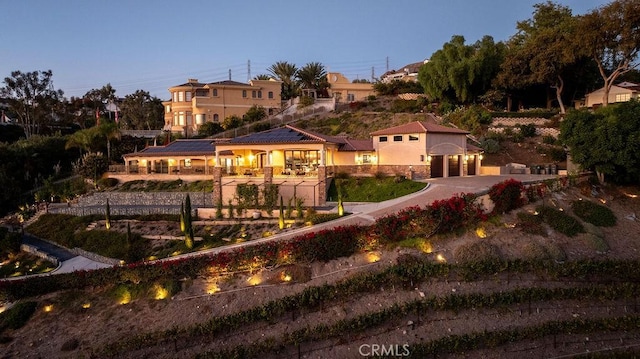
326, 72, 375, 103
163, 78, 283, 137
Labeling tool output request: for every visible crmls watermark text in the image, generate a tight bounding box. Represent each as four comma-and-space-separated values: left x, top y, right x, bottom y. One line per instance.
358, 344, 410, 357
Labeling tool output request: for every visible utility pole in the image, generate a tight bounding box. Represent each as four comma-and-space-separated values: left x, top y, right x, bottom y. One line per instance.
228, 69, 231, 81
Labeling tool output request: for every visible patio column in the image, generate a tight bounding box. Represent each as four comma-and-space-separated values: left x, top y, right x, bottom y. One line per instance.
215, 150, 219, 167
317, 166, 327, 206
320, 148, 326, 166
204, 155, 209, 174
460, 155, 465, 177
266, 150, 271, 166
443, 155, 449, 178
212, 167, 222, 206
463, 155, 468, 176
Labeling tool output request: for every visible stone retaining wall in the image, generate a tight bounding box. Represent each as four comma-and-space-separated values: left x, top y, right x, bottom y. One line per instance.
77, 192, 213, 208
70, 248, 120, 266
20, 244, 60, 266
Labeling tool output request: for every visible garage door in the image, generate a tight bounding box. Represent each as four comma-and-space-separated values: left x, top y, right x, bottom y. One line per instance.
430, 155, 443, 178
448, 155, 461, 177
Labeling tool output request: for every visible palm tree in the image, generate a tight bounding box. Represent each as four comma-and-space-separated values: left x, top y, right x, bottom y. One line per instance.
253, 74, 272, 80
296, 62, 330, 97
268, 61, 298, 100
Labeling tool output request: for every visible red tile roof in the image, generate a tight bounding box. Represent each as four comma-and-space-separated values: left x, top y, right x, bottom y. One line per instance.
370, 121, 469, 136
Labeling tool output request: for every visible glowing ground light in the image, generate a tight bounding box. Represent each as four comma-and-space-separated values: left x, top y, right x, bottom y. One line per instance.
247, 274, 263, 286
207, 282, 221, 295
119, 291, 131, 305
82, 303, 91, 309
475, 227, 487, 238
420, 241, 433, 254
154, 285, 169, 300
281, 272, 292, 282
436, 254, 447, 263
366, 252, 381, 263
43, 304, 53, 312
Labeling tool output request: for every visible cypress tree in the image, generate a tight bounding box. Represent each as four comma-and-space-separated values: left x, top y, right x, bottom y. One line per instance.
105, 199, 111, 230
278, 196, 285, 230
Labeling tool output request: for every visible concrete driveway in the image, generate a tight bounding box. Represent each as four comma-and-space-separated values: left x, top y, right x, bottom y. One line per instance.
165, 174, 559, 261
8, 174, 560, 272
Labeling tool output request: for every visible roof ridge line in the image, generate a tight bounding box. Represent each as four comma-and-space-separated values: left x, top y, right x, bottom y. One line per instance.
285, 125, 327, 142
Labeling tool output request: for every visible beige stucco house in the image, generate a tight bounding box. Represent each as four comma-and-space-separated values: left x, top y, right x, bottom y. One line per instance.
583, 82, 640, 108
326, 72, 375, 103
112, 118, 481, 207
163, 78, 283, 137
371, 120, 481, 178
380, 60, 427, 83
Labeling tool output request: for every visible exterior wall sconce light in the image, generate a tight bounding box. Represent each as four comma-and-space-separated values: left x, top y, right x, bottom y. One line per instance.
464, 155, 469, 161
427, 155, 432, 162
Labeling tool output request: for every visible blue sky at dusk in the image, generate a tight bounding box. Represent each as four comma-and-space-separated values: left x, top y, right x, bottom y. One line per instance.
1, 0, 609, 99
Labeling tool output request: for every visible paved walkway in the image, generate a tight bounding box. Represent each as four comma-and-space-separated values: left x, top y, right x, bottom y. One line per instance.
10, 174, 559, 275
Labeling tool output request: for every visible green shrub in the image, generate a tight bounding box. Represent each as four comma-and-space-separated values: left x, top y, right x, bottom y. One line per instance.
97, 177, 119, 189
537, 206, 584, 237
0, 228, 20, 255
518, 123, 537, 137
0, 301, 37, 331
542, 135, 557, 145
479, 138, 500, 154
516, 212, 547, 237
571, 200, 617, 227
544, 146, 567, 162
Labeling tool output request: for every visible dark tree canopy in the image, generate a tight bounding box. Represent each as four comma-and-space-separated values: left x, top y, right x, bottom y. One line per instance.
0, 70, 64, 138
119, 90, 164, 130
577, 0, 640, 106
497, 2, 583, 114
561, 100, 640, 183
418, 35, 505, 104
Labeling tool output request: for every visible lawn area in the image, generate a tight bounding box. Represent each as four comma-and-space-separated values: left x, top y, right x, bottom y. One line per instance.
327, 175, 427, 202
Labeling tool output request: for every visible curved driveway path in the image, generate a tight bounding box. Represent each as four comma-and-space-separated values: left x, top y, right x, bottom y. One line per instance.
165, 174, 558, 262
7, 174, 559, 276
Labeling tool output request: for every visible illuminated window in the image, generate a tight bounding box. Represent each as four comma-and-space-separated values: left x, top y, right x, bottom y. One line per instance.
184, 159, 192, 167
362, 154, 371, 164
615, 93, 631, 102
